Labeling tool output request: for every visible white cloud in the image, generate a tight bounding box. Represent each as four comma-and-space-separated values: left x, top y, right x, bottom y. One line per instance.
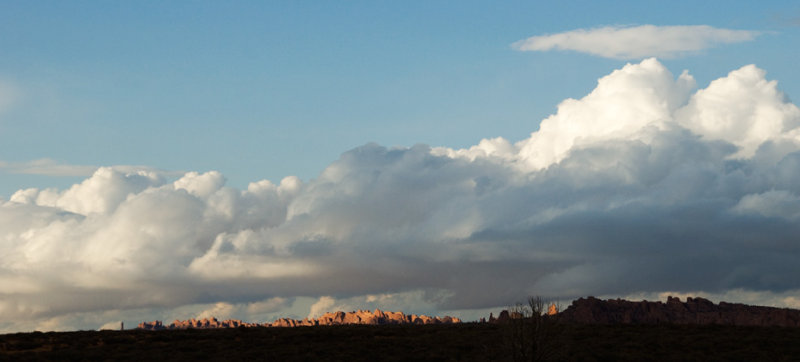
10, 167, 166, 215
4, 58, 800, 332
676, 65, 800, 158
174, 171, 226, 198
512, 25, 760, 59
516, 58, 696, 170
196, 302, 237, 320
732, 190, 800, 219
308, 296, 340, 319
98, 321, 123, 331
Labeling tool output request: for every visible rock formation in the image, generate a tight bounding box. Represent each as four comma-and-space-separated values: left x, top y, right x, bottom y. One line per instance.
137, 317, 261, 330
137, 309, 461, 330
556, 296, 800, 327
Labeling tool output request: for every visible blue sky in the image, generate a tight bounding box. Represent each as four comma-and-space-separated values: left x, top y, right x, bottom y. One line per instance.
3, 1, 800, 332
2, 1, 798, 195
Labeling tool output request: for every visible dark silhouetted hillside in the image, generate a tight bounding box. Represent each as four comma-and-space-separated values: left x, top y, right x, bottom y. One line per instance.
558, 296, 800, 326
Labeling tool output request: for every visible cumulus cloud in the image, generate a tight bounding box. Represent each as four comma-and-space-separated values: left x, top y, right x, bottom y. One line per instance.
514, 57, 697, 169
307, 296, 340, 319
4, 58, 800, 332
512, 25, 760, 59
676, 65, 800, 158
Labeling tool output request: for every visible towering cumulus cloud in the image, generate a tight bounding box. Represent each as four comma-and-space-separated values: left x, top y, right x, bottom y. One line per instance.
3, 59, 800, 331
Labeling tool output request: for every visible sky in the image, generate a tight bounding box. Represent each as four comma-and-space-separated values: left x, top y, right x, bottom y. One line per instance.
2, 1, 800, 332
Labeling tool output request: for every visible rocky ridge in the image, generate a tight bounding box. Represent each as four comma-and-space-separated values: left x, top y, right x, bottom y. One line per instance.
137, 309, 461, 330
557, 296, 800, 327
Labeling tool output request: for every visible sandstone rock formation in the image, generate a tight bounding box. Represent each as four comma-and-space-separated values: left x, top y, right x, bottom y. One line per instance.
556, 296, 800, 327
487, 310, 513, 324
137, 309, 461, 330
279, 309, 460, 327
137, 317, 261, 330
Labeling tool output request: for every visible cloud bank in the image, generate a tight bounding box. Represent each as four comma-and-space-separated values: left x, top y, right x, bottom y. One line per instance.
512, 25, 760, 59
3, 58, 800, 332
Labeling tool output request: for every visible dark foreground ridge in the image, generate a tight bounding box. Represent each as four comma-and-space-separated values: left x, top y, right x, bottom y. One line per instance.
137, 309, 461, 330
4, 297, 800, 360
557, 296, 800, 326
4, 323, 800, 360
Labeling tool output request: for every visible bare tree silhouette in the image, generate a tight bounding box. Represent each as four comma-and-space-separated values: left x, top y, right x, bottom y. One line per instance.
506, 296, 563, 361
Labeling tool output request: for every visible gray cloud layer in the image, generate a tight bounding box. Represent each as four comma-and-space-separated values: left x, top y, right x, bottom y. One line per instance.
2, 59, 800, 331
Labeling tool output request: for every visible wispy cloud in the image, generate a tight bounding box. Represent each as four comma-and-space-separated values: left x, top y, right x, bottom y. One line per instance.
512, 25, 760, 59
0, 81, 19, 114
784, 16, 800, 26
0, 158, 185, 179
0, 159, 99, 177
